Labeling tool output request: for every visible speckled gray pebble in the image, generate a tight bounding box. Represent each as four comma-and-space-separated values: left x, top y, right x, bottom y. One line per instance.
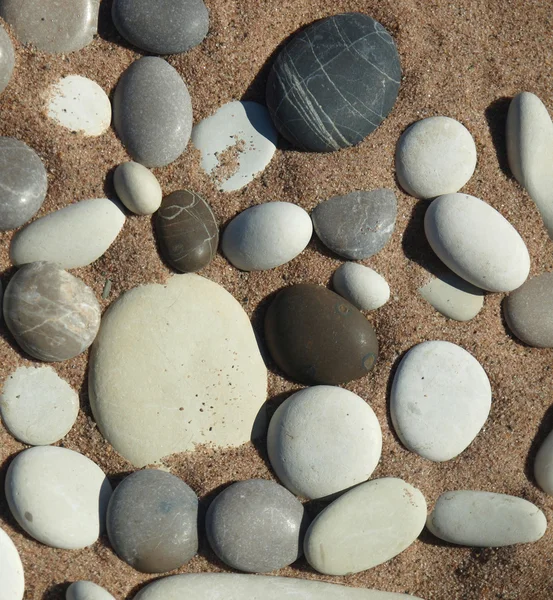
0, 25, 14, 94
107, 469, 199, 573
206, 479, 308, 573
0, 137, 48, 231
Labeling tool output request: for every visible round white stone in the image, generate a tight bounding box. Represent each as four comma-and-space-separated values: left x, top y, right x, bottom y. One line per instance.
113, 162, 162, 216
534, 428, 553, 495
47, 76, 111, 136
0, 366, 79, 445
5, 446, 112, 549
304, 478, 426, 576
89, 274, 267, 467
427, 490, 547, 547
221, 202, 312, 271
396, 116, 477, 199
424, 193, 530, 292
332, 263, 390, 311
0, 527, 24, 600
390, 341, 491, 462
66, 581, 115, 600
10, 198, 126, 270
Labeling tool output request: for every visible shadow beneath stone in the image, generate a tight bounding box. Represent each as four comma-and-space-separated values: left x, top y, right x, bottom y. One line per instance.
42, 582, 69, 600
524, 402, 553, 487
418, 525, 460, 548
485, 97, 513, 180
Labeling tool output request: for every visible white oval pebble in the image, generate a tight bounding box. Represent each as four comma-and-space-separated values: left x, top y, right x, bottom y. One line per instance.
5, 446, 112, 549
427, 490, 547, 547
424, 193, 530, 292
222, 202, 312, 271
0, 366, 79, 445
390, 341, 491, 462
113, 162, 162, 215
0, 527, 24, 600
66, 581, 115, 600
10, 198, 126, 269
267, 386, 382, 500
534, 428, 553, 495
333, 263, 390, 311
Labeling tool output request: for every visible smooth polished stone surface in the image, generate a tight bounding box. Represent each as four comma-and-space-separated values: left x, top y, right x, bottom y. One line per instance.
265, 284, 379, 385
333, 263, 390, 311
312, 189, 397, 259
427, 491, 547, 547
156, 190, 218, 273
0, 366, 79, 445
114, 162, 162, 215
221, 202, 312, 271
0, 527, 24, 600
0, 24, 14, 94
266, 13, 401, 152
0, 0, 99, 53
0, 137, 48, 231
89, 274, 267, 467
535, 428, 553, 495
267, 386, 382, 500
113, 57, 193, 168
4, 262, 101, 362
424, 193, 530, 292
66, 582, 115, 600
304, 478, 427, 575
112, 0, 209, 54
107, 470, 198, 573
206, 479, 307, 573
5, 446, 112, 549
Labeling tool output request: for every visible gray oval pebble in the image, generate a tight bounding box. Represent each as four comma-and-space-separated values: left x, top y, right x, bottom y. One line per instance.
66, 581, 115, 600
0, 24, 14, 94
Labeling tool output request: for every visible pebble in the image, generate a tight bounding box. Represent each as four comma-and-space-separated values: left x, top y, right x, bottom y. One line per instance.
507, 92, 553, 239
424, 193, 530, 292
113, 162, 162, 215
155, 190, 218, 273
113, 57, 193, 168
265, 284, 379, 385
312, 189, 397, 259
427, 490, 547, 547
535, 428, 553, 495
221, 202, 312, 271
66, 582, 115, 600
0, 527, 24, 600
304, 478, 426, 575
5, 446, 112, 549
4, 262, 101, 362
192, 101, 277, 192
0, 137, 48, 231
0, 0, 99, 53
107, 469, 198, 573
0, 366, 79, 445
47, 75, 111, 136
0, 24, 14, 94
267, 386, 382, 500
112, 0, 209, 54
10, 198, 126, 269
391, 341, 491, 461
396, 116, 477, 199
89, 274, 267, 467
333, 263, 390, 311
206, 479, 307, 573
266, 13, 401, 152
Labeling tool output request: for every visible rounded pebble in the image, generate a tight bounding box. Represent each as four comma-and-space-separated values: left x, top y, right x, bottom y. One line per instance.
114, 162, 162, 216
0, 527, 24, 600
535, 427, 553, 495
66, 582, 115, 600
333, 263, 390, 311
0, 24, 15, 94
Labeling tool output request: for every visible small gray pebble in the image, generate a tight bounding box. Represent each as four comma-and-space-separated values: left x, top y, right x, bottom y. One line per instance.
0, 25, 15, 94
66, 581, 115, 600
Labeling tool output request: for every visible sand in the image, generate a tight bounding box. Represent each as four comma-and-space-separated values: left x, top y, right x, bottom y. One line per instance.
0, 0, 552, 598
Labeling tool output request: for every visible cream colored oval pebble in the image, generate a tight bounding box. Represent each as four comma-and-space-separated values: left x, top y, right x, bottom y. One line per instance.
66, 581, 116, 600
333, 263, 390, 311
113, 162, 162, 215
0, 527, 24, 600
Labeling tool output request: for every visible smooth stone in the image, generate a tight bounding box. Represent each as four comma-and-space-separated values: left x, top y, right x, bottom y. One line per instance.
5, 446, 112, 549
312, 189, 397, 260
0, 527, 24, 600
391, 341, 491, 462
304, 478, 426, 575
0, 366, 79, 445
535, 427, 553, 495
333, 263, 390, 311
266, 13, 401, 152
113, 57, 192, 168
133, 573, 423, 600
114, 162, 162, 215
418, 270, 484, 322
0, 0, 99, 53
427, 490, 547, 547
265, 284, 379, 385
396, 116, 477, 199
4, 262, 101, 362
10, 198, 126, 269
107, 469, 198, 573
0, 24, 14, 94
507, 92, 553, 239
155, 190, 218, 273
67, 582, 115, 600
89, 274, 267, 467
424, 193, 530, 292
192, 101, 277, 192
206, 479, 307, 573
221, 202, 312, 271
267, 386, 382, 500
0, 137, 48, 231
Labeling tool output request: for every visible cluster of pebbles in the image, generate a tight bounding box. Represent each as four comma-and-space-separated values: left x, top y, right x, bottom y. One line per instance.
0, 2, 553, 600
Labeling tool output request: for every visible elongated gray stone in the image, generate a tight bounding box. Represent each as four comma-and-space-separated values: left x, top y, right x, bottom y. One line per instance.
535, 428, 553, 495
0, 24, 14, 94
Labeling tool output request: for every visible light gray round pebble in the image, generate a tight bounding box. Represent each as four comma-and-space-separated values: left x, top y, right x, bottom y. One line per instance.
0, 527, 24, 600
66, 582, 115, 600
333, 263, 390, 311
0, 24, 14, 94
114, 162, 162, 215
